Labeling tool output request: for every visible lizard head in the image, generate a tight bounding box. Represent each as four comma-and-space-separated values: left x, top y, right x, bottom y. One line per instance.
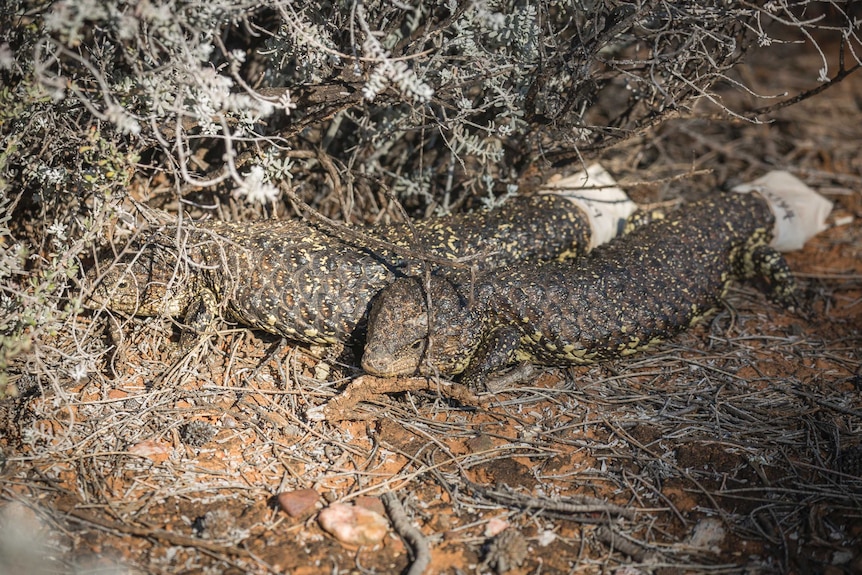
84, 240, 195, 318
362, 276, 483, 377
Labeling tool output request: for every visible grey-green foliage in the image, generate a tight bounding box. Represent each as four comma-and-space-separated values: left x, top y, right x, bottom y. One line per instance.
5, 1, 860, 206
0, 0, 859, 391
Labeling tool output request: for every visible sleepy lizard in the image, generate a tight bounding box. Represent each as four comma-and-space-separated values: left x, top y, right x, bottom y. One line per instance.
361, 191, 808, 388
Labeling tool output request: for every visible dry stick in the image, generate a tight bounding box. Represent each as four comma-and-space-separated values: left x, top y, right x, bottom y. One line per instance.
463, 480, 658, 562
381, 492, 432, 575
57, 503, 251, 557
750, 43, 861, 117
593, 526, 653, 562
465, 481, 640, 521
245, 381, 370, 458
786, 387, 862, 418
178, 147, 470, 270
323, 375, 481, 421
485, 364, 537, 390
603, 417, 722, 526
279, 183, 487, 271
619, 168, 713, 190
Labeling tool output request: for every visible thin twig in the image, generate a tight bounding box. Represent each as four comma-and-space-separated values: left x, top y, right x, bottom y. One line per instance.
381, 492, 432, 575
751, 61, 861, 116
466, 481, 640, 521
321, 375, 481, 421
57, 502, 251, 557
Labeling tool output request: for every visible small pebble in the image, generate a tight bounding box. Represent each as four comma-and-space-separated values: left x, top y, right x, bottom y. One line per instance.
537, 530, 556, 547
128, 439, 171, 462
688, 518, 726, 551
485, 516, 510, 537
466, 434, 495, 453
277, 489, 321, 518
318, 502, 389, 546
353, 495, 385, 516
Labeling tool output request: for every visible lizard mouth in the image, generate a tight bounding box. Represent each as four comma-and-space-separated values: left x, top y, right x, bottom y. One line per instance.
361, 351, 420, 378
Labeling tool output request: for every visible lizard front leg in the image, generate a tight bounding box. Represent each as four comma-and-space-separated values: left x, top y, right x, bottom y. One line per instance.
749, 244, 799, 309
460, 325, 523, 391
178, 288, 220, 349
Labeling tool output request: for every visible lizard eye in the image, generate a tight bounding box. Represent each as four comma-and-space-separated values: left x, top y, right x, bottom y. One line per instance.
410, 339, 424, 351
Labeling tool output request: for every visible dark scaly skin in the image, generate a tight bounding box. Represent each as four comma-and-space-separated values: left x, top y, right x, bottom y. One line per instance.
361, 193, 799, 388
85, 195, 595, 345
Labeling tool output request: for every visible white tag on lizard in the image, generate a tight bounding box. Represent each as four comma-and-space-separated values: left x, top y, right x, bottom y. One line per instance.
540, 163, 637, 249
732, 171, 832, 252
